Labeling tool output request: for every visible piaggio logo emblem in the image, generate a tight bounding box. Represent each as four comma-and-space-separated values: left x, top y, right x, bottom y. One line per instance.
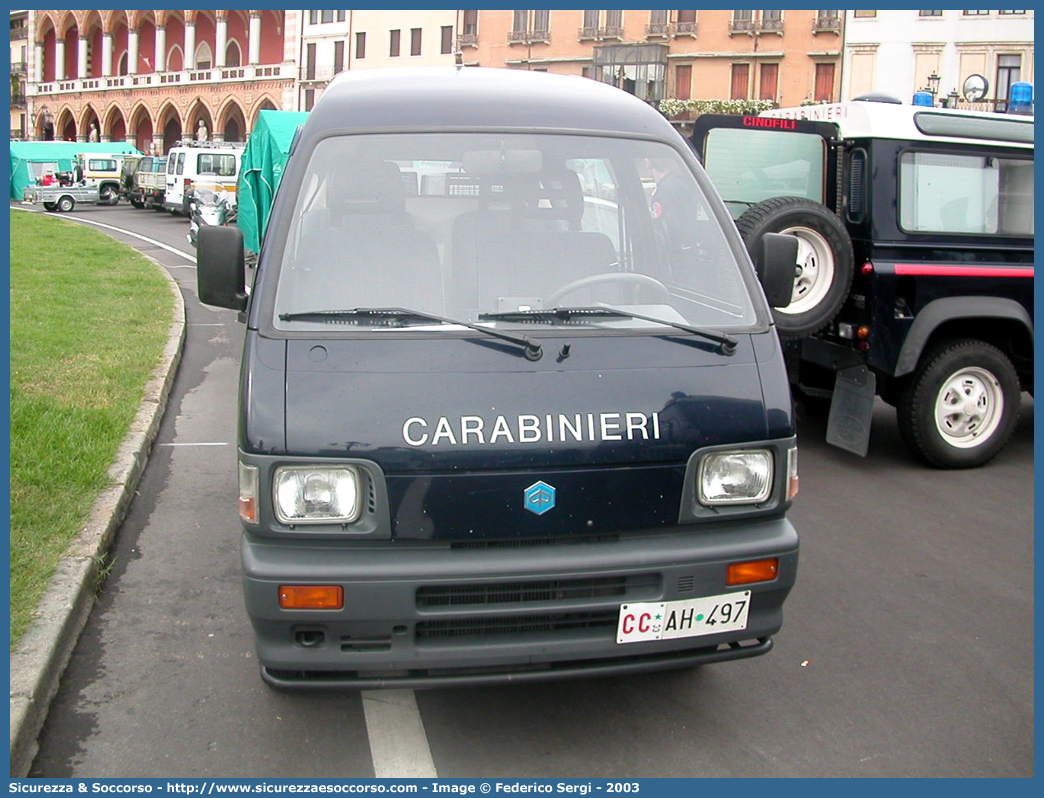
524, 481, 556, 515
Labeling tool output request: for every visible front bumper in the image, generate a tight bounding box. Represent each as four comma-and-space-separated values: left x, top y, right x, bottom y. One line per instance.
243, 517, 798, 689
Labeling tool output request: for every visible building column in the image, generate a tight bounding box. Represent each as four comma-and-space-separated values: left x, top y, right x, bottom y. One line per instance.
248, 11, 261, 65
184, 21, 196, 70
155, 25, 166, 72
35, 41, 44, 83
55, 38, 65, 80
152, 134, 165, 155
128, 28, 138, 75
101, 32, 113, 76
78, 35, 88, 79
215, 15, 227, 68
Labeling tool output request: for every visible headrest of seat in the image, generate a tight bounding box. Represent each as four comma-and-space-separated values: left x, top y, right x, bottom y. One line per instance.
330, 160, 406, 215
509, 168, 584, 229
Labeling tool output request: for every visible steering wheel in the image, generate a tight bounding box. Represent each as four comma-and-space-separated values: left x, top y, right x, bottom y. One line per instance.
546, 272, 670, 306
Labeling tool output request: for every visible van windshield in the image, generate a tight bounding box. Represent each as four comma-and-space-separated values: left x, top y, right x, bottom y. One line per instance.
272, 132, 758, 332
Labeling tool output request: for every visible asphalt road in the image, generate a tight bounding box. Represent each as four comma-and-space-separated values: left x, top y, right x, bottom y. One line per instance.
25, 202, 1034, 779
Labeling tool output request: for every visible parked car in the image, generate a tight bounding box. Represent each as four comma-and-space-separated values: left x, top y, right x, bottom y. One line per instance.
195, 67, 801, 690
692, 97, 1034, 467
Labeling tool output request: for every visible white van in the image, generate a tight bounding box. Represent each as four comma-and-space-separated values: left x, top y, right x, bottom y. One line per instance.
164, 140, 246, 215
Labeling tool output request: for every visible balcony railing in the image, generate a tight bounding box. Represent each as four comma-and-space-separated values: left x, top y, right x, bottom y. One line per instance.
299, 65, 338, 83
757, 19, 785, 34
10, 25, 28, 40
11, 60, 27, 73
508, 29, 549, 44
578, 25, 624, 41
455, 33, 478, 49
728, 19, 754, 35
813, 16, 841, 34
11, 91, 26, 106
645, 22, 669, 38
31, 62, 291, 95
670, 21, 698, 37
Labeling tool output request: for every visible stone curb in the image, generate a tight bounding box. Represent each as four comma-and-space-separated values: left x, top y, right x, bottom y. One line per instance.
9, 255, 187, 778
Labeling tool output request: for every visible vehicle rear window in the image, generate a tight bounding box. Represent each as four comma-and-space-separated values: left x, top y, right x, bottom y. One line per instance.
88, 159, 117, 171
703, 128, 826, 217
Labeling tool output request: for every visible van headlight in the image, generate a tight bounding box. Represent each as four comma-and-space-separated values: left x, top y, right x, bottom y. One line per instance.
698, 450, 773, 506
273, 466, 361, 524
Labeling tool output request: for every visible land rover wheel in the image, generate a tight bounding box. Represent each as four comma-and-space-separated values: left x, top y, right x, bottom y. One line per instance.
57, 196, 75, 213
736, 197, 854, 339
101, 185, 120, 205
43, 202, 57, 211
897, 340, 1020, 468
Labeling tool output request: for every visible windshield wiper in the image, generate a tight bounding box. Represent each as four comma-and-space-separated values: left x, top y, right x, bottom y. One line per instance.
478, 306, 737, 356
278, 307, 543, 361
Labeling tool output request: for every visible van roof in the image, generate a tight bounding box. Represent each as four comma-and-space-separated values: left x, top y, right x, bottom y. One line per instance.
762, 101, 1033, 149
305, 66, 680, 143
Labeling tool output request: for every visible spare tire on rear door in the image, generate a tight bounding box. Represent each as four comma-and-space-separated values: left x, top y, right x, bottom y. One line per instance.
736, 196, 854, 339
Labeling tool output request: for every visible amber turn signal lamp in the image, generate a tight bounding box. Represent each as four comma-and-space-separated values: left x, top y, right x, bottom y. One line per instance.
726, 558, 779, 586
279, 585, 344, 610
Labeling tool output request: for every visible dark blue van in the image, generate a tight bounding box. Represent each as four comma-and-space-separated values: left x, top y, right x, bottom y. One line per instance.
196, 67, 800, 689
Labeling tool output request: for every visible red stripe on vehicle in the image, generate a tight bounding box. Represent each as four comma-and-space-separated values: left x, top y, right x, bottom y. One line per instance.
893, 264, 1034, 278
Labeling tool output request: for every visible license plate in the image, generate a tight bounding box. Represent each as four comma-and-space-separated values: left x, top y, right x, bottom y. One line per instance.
616, 591, 751, 644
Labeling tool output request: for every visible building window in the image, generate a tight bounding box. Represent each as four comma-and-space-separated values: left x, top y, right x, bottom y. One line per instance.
321, 10, 334, 24
675, 63, 692, 100
998, 10, 1026, 14
390, 29, 400, 57
305, 42, 315, 81
759, 62, 778, 101
963, 10, 989, 14
304, 89, 315, 112
463, 10, 477, 35
996, 54, 1021, 105
853, 10, 877, 17
309, 11, 317, 25
441, 26, 453, 54
918, 10, 943, 16
338, 11, 346, 22
814, 62, 835, 101
411, 28, 422, 56
333, 40, 344, 74
513, 10, 550, 40
355, 32, 366, 59
731, 63, 750, 99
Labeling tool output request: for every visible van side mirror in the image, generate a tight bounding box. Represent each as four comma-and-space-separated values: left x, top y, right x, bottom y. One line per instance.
755, 232, 798, 309
197, 225, 247, 311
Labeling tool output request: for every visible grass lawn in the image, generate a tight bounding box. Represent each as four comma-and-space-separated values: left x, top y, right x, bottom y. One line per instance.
9, 210, 175, 649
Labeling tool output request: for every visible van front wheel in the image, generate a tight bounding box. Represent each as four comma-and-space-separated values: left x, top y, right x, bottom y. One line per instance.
736, 197, 854, 339
896, 340, 1020, 468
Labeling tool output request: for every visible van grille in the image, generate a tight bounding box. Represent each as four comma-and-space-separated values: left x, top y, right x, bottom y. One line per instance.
416, 574, 659, 608
415, 611, 618, 639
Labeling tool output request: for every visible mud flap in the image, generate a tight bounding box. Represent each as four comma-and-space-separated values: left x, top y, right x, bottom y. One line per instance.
826, 365, 876, 457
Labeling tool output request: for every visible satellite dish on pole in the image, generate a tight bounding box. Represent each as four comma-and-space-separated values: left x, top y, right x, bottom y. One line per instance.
962, 74, 989, 103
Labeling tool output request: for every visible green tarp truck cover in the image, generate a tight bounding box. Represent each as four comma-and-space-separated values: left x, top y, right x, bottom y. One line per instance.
10, 141, 140, 199
237, 110, 309, 253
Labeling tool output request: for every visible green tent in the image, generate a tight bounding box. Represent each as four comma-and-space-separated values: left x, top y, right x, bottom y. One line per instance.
237, 110, 309, 253
10, 140, 141, 199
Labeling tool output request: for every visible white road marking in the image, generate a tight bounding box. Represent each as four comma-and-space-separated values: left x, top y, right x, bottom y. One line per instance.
12, 205, 197, 265
362, 690, 438, 778
156, 442, 229, 447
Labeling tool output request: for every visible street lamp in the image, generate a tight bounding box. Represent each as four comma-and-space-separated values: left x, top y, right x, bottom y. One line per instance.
926, 71, 941, 98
